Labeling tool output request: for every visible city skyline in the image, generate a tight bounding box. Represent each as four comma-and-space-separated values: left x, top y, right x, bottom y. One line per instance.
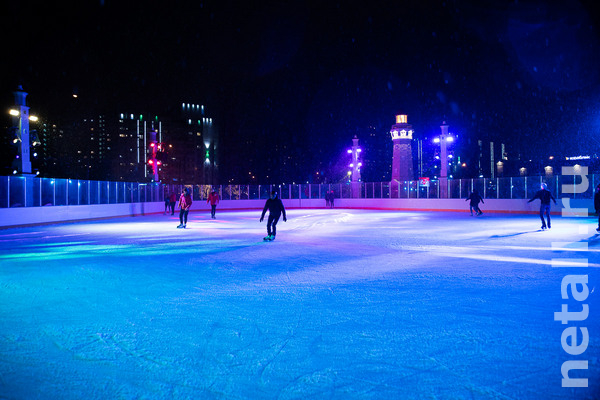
3, 1, 600, 183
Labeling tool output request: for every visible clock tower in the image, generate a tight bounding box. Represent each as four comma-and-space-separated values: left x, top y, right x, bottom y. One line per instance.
390, 114, 414, 182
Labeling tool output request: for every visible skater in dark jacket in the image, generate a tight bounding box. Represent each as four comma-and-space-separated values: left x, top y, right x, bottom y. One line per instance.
528, 183, 556, 230
260, 191, 287, 240
466, 191, 484, 216
594, 184, 600, 233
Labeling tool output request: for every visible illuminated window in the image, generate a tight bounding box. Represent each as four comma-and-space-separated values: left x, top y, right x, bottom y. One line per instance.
396, 115, 407, 124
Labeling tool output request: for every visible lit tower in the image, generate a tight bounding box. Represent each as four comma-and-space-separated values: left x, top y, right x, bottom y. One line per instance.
347, 135, 362, 198
436, 121, 452, 198
10, 86, 36, 174
390, 114, 414, 182
348, 135, 362, 182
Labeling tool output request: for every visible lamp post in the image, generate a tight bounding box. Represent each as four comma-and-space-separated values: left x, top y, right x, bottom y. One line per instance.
435, 121, 453, 198
9, 86, 38, 175
347, 135, 362, 198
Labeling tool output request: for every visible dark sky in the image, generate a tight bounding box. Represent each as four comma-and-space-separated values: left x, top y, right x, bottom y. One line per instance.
3, 0, 600, 181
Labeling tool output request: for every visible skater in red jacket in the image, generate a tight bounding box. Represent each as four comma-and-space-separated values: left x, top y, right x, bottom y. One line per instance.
177, 188, 193, 228
207, 189, 220, 219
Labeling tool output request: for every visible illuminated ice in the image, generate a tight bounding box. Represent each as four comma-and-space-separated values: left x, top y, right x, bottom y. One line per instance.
0, 209, 598, 399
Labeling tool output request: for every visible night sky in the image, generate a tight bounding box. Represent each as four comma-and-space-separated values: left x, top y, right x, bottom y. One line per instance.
3, 0, 600, 182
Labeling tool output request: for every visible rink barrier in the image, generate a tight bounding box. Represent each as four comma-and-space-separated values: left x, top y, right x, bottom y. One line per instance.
0, 198, 594, 229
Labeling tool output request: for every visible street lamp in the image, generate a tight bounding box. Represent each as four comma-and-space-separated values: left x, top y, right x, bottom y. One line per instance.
9, 86, 39, 175
434, 121, 454, 198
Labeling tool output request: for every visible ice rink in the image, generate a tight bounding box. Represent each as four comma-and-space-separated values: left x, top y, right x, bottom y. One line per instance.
1, 208, 598, 399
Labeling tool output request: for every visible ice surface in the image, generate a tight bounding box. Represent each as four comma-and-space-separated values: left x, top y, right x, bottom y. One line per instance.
0, 209, 598, 399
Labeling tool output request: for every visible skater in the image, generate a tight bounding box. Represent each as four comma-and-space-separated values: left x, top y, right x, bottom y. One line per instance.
465, 190, 484, 216
177, 188, 193, 228
169, 192, 177, 215
207, 189, 220, 219
325, 191, 330, 208
594, 184, 600, 233
328, 191, 335, 208
259, 190, 287, 241
164, 193, 170, 215
528, 183, 556, 230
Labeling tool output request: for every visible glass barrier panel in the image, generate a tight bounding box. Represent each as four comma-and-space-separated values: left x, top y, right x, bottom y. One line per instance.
277, 184, 287, 199
408, 181, 418, 198
309, 184, 319, 199
239, 185, 248, 200
298, 184, 307, 199
472, 179, 485, 198
139, 184, 147, 203
490, 178, 510, 199
461, 179, 471, 199
511, 177, 525, 199
429, 180, 439, 199
374, 182, 382, 199
131, 183, 139, 203
259, 185, 270, 199
448, 179, 460, 199
0, 176, 7, 208
54, 178, 67, 206
290, 184, 299, 199
67, 179, 78, 205
97, 181, 107, 204
319, 185, 329, 199
116, 182, 125, 203
41, 178, 54, 206
30, 178, 40, 207
382, 182, 390, 198
484, 179, 496, 199
78, 180, 89, 205
340, 183, 350, 199
9, 176, 25, 207
399, 181, 409, 198
249, 185, 259, 200
558, 175, 575, 199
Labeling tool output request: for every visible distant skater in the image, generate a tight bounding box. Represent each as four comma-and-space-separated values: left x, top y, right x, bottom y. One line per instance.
466, 190, 484, 216
207, 189, 220, 219
164, 193, 170, 215
169, 192, 177, 215
328, 191, 335, 208
528, 183, 556, 230
177, 188, 193, 229
594, 184, 600, 233
260, 191, 287, 241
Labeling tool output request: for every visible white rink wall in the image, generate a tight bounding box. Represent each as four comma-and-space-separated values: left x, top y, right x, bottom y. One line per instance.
0, 198, 594, 228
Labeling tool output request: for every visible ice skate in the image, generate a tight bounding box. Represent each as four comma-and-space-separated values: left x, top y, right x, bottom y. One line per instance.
177, 224, 184, 228
596, 227, 600, 233
541, 225, 547, 230
263, 235, 273, 241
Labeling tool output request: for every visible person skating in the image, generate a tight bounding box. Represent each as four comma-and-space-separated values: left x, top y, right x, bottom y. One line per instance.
169, 192, 177, 215
594, 184, 600, 233
177, 188, 193, 228
260, 191, 287, 241
207, 189, 220, 219
528, 183, 556, 230
466, 190, 484, 216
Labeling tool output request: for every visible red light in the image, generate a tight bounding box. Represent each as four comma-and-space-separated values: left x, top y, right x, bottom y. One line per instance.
150, 143, 155, 147
148, 159, 154, 164
157, 161, 162, 166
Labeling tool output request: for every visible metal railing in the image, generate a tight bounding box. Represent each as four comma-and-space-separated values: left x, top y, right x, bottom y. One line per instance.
0, 175, 596, 208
